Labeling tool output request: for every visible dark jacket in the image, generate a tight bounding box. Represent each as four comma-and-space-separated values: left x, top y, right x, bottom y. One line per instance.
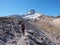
21, 22, 25, 30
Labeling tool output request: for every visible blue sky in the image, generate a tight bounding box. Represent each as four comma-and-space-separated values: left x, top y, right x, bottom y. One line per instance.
0, 0, 60, 17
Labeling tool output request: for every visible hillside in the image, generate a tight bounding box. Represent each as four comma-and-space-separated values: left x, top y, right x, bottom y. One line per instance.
28, 16, 60, 45
51, 18, 60, 29
22, 9, 60, 45
0, 16, 56, 45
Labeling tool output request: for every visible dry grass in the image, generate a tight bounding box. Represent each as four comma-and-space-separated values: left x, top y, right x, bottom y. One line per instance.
30, 20, 60, 35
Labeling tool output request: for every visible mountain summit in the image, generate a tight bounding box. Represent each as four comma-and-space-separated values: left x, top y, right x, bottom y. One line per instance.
27, 9, 36, 15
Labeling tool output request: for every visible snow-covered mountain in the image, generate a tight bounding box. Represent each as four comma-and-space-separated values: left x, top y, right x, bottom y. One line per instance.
22, 9, 44, 21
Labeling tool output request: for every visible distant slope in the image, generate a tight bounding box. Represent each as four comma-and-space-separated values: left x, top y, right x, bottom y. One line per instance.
51, 18, 60, 29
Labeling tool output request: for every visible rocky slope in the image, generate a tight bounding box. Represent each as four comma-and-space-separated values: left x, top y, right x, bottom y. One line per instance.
0, 17, 56, 45
0, 17, 22, 45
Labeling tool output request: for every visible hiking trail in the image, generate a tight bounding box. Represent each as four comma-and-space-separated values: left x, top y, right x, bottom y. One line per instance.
17, 30, 29, 45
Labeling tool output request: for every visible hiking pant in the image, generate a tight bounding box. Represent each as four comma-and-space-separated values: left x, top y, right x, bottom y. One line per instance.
21, 29, 25, 36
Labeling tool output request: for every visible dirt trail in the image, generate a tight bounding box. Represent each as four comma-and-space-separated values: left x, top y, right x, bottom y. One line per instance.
17, 30, 29, 45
